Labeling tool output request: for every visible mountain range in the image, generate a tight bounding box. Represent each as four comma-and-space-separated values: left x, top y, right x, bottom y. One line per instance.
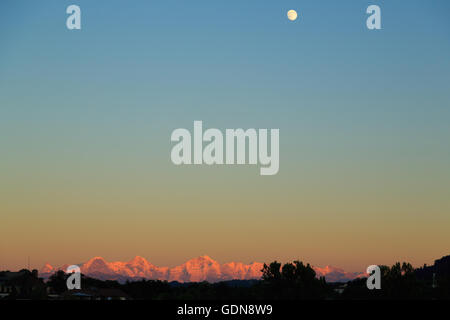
39, 255, 364, 283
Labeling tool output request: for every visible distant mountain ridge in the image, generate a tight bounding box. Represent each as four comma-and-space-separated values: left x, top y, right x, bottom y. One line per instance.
39, 255, 364, 283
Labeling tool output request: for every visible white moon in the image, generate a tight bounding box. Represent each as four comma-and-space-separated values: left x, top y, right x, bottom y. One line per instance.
287, 10, 298, 21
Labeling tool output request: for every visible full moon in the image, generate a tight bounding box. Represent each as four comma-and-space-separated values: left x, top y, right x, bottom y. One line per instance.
287, 9, 298, 21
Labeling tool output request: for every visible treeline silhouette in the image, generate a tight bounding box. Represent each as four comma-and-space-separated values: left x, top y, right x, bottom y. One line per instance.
1, 255, 449, 300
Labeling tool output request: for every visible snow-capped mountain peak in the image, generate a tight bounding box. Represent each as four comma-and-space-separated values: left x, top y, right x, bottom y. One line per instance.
40, 263, 54, 274
39, 256, 363, 283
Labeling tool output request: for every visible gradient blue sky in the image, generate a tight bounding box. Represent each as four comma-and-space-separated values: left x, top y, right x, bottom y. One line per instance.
1, 1, 449, 271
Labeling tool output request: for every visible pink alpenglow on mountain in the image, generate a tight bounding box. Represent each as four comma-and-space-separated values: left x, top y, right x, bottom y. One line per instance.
313, 265, 365, 283
40, 263, 54, 274
39, 256, 363, 283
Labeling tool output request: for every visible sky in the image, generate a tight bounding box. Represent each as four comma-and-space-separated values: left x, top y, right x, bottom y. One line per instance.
1, 0, 450, 272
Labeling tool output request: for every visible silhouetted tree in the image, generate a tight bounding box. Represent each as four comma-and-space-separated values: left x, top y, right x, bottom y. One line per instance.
47, 270, 68, 294
261, 260, 329, 299
261, 261, 282, 282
